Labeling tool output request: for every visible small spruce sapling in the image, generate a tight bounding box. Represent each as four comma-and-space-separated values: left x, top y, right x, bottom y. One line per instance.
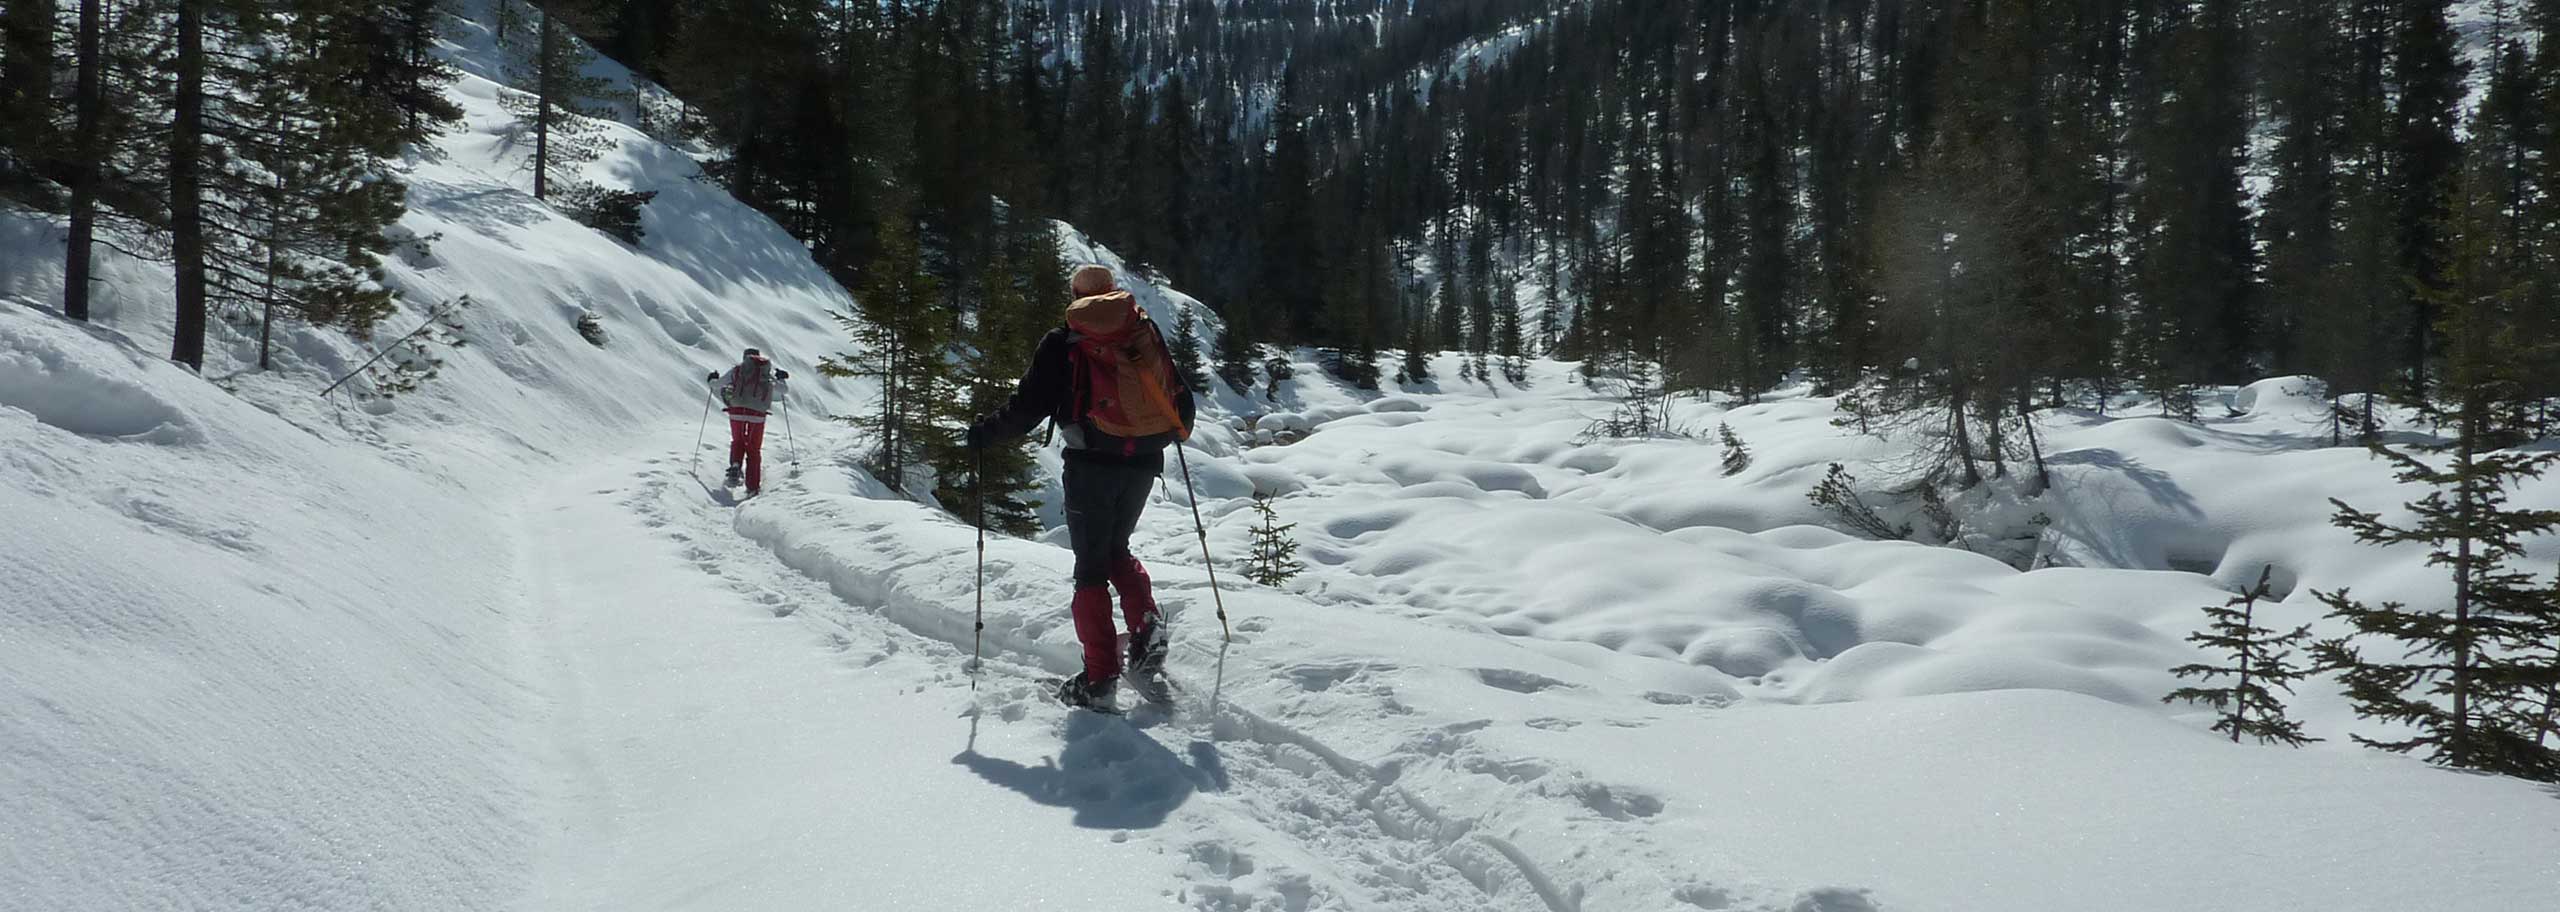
1718, 422, 1752, 476
1808, 463, 1908, 540
564, 186, 657, 244
1397, 334, 1432, 386
1244, 491, 1305, 587
1262, 353, 1293, 403
1170, 307, 1212, 393
2165, 565, 2320, 746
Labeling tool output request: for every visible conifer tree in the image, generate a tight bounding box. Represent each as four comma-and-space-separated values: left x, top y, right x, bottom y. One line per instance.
59, 0, 112, 322
366, 0, 464, 144
2389, 0, 2469, 394
2312, 190, 2560, 778
2124, 0, 2255, 404
1214, 301, 1258, 394
1495, 269, 1526, 384
1243, 491, 1304, 587
2166, 566, 2320, 746
504, 1, 612, 201
169, 0, 214, 370
1168, 305, 1212, 395
934, 213, 1049, 536
156, 0, 420, 372
0, 0, 57, 205
819, 215, 950, 495
1397, 301, 1432, 386
1718, 423, 1752, 477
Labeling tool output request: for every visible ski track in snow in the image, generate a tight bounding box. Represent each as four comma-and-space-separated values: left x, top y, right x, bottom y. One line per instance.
519, 438, 1705, 912
12, 5, 2560, 908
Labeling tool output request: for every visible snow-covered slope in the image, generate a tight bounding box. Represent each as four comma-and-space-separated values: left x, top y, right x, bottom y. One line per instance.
4, 4, 2558, 911
0, 5, 863, 908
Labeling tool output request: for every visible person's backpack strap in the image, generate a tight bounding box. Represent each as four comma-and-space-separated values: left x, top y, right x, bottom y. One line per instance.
1060, 326, 1090, 425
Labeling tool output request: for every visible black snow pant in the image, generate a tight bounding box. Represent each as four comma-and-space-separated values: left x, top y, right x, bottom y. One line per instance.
1062, 454, 1158, 588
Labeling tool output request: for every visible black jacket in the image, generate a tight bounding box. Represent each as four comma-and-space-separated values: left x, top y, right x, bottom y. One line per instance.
971, 325, 1198, 467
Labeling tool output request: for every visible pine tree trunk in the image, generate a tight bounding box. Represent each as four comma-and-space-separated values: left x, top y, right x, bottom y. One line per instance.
169, 0, 209, 371
533, 10, 555, 200
2451, 406, 2479, 765
730, 0, 772, 205
258, 183, 280, 371
2537, 680, 2557, 750
62, 0, 101, 322
2022, 400, 2051, 492
2234, 595, 2256, 744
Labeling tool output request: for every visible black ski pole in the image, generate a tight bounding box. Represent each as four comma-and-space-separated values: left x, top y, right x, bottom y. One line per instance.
971, 448, 987, 687
1172, 441, 1231, 642
690, 389, 715, 479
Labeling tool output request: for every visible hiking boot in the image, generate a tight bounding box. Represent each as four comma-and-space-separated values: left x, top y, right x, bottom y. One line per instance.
724, 465, 744, 486
1056, 672, 1118, 710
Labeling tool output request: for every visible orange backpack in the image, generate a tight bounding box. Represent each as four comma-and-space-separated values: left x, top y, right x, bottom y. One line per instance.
1064, 292, 1188, 442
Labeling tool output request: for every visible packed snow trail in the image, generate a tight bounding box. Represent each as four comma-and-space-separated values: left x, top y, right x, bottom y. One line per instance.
514, 436, 1583, 911
516, 444, 1185, 909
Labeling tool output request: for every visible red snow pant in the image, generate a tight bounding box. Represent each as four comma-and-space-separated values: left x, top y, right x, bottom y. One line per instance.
1070, 557, 1160, 681
727, 410, 768, 489
1064, 457, 1162, 680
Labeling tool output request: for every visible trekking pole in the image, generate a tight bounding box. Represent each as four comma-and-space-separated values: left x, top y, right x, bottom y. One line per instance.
782, 397, 800, 467
971, 448, 987, 688
689, 390, 715, 479
1171, 441, 1231, 642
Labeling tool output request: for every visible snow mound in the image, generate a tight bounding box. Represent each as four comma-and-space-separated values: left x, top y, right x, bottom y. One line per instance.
0, 313, 199, 444
732, 453, 2560, 912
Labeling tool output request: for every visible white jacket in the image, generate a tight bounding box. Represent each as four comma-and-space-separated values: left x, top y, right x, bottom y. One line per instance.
713, 366, 787, 422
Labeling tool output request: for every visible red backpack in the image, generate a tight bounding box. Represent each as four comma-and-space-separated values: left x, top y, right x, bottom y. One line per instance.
1063, 291, 1188, 442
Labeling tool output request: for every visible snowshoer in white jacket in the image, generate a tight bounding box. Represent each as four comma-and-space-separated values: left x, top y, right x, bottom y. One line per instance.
707, 348, 788, 494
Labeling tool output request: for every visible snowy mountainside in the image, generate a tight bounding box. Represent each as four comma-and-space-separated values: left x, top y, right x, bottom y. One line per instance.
0, 4, 866, 908
2, 4, 2558, 912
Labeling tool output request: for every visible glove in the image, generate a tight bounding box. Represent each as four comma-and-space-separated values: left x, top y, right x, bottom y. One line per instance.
774, 369, 790, 380
963, 424, 991, 450
705, 371, 718, 381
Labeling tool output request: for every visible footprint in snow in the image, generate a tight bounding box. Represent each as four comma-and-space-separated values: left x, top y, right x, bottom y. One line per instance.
1787, 887, 1881, 912
1473, 667, 1571, 694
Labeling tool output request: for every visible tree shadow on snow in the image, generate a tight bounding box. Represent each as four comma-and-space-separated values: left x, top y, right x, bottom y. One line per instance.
2044, 447, 2201, 517
952, 711, 1223, 830
406, 183, 552, 241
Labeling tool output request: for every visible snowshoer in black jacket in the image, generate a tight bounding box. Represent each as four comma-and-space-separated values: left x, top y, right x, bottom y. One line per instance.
966, 265, 1197, 709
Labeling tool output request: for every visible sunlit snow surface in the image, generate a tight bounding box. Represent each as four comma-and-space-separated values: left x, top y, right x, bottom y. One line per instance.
5, 2, 2560, 910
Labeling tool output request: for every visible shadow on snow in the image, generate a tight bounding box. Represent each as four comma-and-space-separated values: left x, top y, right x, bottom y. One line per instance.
954, 711, 1226, 830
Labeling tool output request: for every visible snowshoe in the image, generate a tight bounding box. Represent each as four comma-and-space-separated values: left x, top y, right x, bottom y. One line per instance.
1126, 622, 1169, 677
1125, 624, 1173, 705
723, 465, 744, 487
1127, 668, 1175, 707
1054, 672, 1119, 712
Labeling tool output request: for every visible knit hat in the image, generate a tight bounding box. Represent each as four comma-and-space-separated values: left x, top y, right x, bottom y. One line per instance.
1070, 265, 1116, 297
